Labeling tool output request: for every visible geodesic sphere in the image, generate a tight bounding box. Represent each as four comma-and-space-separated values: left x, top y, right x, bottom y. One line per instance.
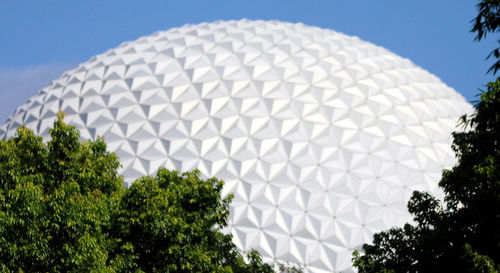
0, 20, 471, 273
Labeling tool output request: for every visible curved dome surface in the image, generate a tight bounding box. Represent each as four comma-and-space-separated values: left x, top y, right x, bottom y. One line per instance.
1, 20, 470, 272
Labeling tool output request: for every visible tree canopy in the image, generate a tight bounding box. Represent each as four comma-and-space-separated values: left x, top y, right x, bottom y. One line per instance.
352, 1, 500, 272
472, 0, 500, 74
0, 112, 282, 272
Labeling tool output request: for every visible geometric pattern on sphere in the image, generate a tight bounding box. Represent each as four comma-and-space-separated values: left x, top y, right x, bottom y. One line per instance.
0, 20, 471, 273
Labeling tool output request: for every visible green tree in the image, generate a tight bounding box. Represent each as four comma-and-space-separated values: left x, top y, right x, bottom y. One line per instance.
0, 113, 295, 272
472, 0, 500, 74
0, 112, 124, 272
352, 1, 500, 272
116, 168, 274, 273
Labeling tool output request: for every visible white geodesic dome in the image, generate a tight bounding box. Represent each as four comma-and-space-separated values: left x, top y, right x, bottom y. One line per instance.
0, 20, 471, 272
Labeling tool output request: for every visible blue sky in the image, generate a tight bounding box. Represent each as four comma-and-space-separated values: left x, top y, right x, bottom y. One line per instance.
0, 1, 496, 123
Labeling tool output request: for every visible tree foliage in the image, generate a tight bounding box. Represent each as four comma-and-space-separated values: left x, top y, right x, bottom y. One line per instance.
0, 112, 289, 272
0, 112, 124, 272
352, 1, 500, 272
472, 0, 500, 74
117, 169, 258, 273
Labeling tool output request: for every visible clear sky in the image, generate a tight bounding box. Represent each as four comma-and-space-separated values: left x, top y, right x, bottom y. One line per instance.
0, 0, 496, 123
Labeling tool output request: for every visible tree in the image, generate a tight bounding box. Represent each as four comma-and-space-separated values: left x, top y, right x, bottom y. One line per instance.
115, 168, 274, 273
352, 1, 500, 272
0, 112, 124, 272
472, 0, 500, 74
0, 113, 289, 272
